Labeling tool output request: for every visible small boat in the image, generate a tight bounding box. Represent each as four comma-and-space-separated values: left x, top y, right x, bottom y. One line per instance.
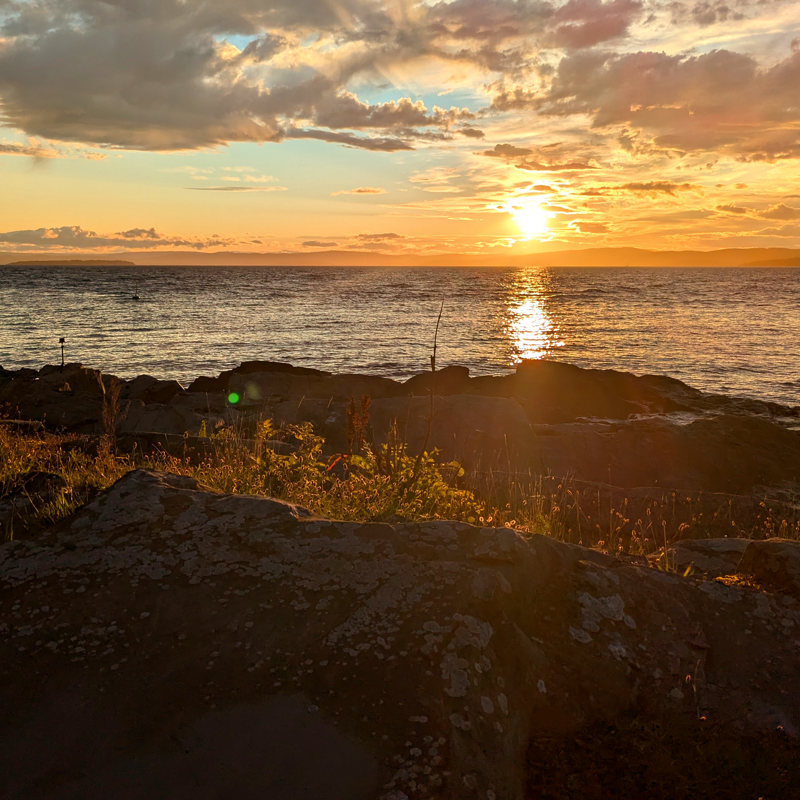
132, 280, 140, 301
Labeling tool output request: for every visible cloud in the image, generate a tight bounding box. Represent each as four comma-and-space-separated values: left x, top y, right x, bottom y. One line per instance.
482, 142, 597, 171
571, 220, 609, 233
303, 240, 339, 248
0, 0, 657, 156
576, 181, 702, 197
0, 1, 477, 153
716, 203, 749, 215
526, 48, 800, 161
759, 203, 800, 221
618, 181, 702, 197
0, 225, 228, 251
517, 158, 596, 171
186, 186, 288, 192
286, 129, 415, 152
332, 187, 387, 196
409, 167, 462, 193
0, 139, 106, 160
353, 232, 406, 242
716, 202, 800, 220
669, 0, 745, 27
549, 0, 643, 49
482, 143, 534, 158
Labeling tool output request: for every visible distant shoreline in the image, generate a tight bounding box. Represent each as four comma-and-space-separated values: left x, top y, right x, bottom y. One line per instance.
7, 259, 136, 267
2, 246, 800, 268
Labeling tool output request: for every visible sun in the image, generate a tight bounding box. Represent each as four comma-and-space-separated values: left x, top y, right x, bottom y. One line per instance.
506, 200, 551, 238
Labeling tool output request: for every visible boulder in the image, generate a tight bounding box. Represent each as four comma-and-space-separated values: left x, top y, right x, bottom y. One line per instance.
532, 414, 800, 494
0, 363, 107, 432
2, 471, 799, 799
650, 538, 750, 578
117, 401, 206, 437
444, 361, 796, 423
404, 366, 471, 397
187, 375, 228, 393
737, 539, 800, 597
122, 375, 184, 405
228, 371, 399, 406
232, 360, 331, 378
368, 394, 540, 471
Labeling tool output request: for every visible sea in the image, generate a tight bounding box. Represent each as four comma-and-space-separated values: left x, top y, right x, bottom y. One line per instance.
1, 265, 798, 406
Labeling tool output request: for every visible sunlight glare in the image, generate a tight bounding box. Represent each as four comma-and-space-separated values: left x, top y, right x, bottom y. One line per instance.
506, 200, 552, 239
506, 272, 564, 362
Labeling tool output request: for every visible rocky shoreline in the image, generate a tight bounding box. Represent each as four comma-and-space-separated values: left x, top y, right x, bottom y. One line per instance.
3, 358, 799, 541
2, 359, 800, 798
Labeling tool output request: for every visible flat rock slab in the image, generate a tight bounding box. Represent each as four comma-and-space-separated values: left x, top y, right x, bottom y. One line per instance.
3, 471, 800, 799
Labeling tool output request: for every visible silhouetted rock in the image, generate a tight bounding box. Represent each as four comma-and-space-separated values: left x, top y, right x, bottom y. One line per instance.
228, 371, 399, 405
404, 365, 471, 396
738, 539, 800, 598
122, 375, 184, 405
2, 471, 800, 798
187, 375, 228, 393
369, 394, 538, 471
233, 360, 331, 377
0, 363, 107, 432
532, 414, 800, 494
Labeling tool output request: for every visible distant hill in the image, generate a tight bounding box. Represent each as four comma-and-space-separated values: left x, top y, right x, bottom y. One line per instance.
742, 256, 800, 267
124, 246, 800, 267
2, 248, 799, 268
7, 259, 136, 266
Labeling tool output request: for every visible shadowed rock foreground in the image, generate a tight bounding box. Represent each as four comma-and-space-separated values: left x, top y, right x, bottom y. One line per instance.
3, 471, 800, 799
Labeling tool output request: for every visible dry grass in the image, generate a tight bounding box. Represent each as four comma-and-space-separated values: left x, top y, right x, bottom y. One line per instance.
3, 419, 798, 553
1, 420, 484, 541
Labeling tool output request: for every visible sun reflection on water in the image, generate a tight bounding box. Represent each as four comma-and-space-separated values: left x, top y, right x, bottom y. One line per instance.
505, 271, 565, 362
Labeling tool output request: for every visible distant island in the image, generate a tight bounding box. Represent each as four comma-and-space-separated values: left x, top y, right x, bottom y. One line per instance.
8, 259, 136, 266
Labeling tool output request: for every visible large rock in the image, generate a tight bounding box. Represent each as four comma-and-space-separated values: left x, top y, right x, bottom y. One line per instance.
0, 363, 107, 432
434, 361, 798, 423
369, 394, 540, 471
532, 414, 800, 494
404, 366, 471, 397
738, 539, 800, 597
117, 400, 206, 437
650, 538, 750, 578
2, 471, 800, 799
228, 371, 399, 406
188, 361, 333, 394
122, 375, 185, 405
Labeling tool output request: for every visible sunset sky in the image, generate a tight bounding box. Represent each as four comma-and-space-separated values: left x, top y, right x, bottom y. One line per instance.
1, 0, 799, 257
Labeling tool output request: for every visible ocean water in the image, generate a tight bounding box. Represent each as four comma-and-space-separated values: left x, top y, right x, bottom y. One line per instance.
1, 265, 798, 406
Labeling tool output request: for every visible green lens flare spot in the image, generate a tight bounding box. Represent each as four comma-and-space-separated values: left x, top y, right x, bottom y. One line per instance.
227, 392, 241, 405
